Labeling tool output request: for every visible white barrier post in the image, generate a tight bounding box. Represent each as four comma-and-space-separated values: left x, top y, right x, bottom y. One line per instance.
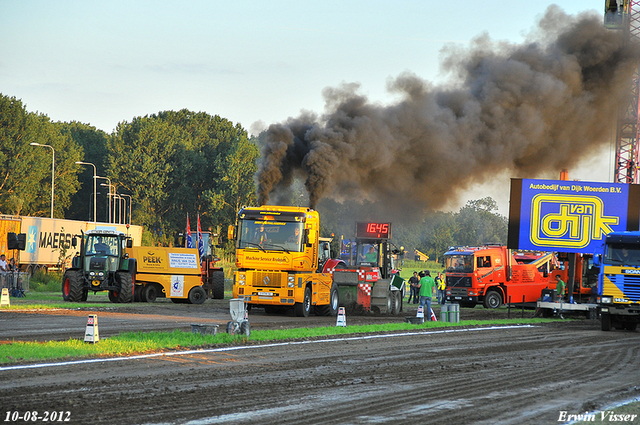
84, 314, 99, 343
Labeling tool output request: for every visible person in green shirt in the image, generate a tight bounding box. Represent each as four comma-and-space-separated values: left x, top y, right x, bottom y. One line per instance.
555, 275, 565, 301
418, 270, 436, 319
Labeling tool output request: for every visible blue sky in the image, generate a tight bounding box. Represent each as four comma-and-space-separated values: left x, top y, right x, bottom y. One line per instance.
1, 1, 609, 215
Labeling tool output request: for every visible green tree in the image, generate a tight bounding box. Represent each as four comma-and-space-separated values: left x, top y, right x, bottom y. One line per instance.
58, 122, 110, 221
107, 110, 258, 244
108, 116, 183, 238
453, 197, 507, 247
0, 94, 82, 217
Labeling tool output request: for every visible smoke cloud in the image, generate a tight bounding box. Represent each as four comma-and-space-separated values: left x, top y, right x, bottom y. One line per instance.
256, 6, 639, 215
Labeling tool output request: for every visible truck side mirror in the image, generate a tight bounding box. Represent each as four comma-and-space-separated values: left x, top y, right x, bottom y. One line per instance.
126, 239, 133, 248
71, 236, 78, 248
305, 229, 316, 245
593, 254, 601, 267
227, 225, 235, 241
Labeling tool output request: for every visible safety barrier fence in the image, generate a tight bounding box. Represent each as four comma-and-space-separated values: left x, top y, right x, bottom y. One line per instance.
0, 272, 30, 297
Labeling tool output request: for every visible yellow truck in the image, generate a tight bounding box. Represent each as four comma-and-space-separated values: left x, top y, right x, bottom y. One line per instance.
127, 246, 207, 304
231, 205, 342, 316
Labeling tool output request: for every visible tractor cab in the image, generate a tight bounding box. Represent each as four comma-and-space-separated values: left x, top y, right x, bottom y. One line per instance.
333, 222, 406, 314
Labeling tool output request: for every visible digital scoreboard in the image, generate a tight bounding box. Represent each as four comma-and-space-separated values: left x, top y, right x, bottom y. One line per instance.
355, 222, 392, 239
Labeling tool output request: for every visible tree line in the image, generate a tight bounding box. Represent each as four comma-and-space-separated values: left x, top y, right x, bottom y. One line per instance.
0, 93, 507, 256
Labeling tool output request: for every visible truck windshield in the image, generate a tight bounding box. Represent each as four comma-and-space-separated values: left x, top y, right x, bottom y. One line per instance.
237, 220, 304, 252
604, 243, 640, 266
445, 254, 474, 273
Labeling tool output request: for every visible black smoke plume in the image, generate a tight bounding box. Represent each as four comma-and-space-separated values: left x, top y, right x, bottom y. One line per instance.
256, 6, 639, 215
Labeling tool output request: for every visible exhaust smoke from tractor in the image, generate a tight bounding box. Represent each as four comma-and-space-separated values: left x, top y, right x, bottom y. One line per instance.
255, 6, 640, 216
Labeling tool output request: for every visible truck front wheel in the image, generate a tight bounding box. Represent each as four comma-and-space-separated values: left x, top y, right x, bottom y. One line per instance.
483, 290, 502, 309
294, 286, 311, 317
601, 313, 612, 331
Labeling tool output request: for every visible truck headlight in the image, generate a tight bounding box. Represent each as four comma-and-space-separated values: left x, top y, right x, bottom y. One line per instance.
288, 275, 295, 288
601, 296, 613, 304
238, 274, 246, 285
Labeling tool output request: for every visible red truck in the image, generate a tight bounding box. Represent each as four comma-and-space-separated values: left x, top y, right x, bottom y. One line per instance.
444, 245, 596, 308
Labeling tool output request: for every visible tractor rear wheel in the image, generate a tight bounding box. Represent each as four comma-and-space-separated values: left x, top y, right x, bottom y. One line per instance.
212, 270, 225, 299
391, 291, 401, 315
188, 286, 206, 304
62, 270, 83, 302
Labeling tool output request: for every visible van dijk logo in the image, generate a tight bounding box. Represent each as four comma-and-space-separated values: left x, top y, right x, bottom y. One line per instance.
529, 194, 618, 249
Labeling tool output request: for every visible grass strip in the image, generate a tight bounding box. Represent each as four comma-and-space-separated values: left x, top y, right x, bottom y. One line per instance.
0, 318, 555, 364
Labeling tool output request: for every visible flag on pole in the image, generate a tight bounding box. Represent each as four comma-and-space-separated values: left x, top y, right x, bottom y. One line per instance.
186, 214, 193, 248
197, 214, 205, 258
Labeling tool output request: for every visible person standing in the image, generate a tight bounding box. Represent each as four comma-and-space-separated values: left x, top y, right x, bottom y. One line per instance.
0, 254, 7, 272
555, 275, 566, 301
407, 271, 419, 304
435, 271, 446, 305
419, 270, 436, 320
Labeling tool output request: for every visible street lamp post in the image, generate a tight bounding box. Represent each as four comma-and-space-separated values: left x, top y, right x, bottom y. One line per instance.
75, 161, 97, 222
100, 182, 114, 223
30, 142, 55, 218
120, 194, 132, 225
97, 178, 113, 223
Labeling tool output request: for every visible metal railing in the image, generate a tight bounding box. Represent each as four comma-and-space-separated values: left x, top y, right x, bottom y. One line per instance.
0, 272, 30, 297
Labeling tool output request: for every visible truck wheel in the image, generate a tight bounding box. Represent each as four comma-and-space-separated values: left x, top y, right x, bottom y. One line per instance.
601, 313, 612, 331
111, 272, 134, 303
314, 284, 339, 316
483, 291, 502, 309
391, 291, 401, 315
294, 286, 311, 317
133, 285, 142, 302
61, 270, 83, 302
328, 284, 339, 316
188, 286, 206, 304
212, 270, 225, 300
143, 284, 158, 303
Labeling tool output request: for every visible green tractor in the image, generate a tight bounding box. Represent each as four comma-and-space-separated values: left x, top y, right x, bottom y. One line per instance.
62, 229, 136, 303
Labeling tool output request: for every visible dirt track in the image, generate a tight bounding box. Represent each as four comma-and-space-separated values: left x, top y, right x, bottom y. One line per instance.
1, 302, 640, 424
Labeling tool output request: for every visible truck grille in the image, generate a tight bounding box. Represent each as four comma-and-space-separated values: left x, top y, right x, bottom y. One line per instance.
608, 274, 640, 301
449, 288, 468, 297
447, 276, 471, 288
250, 271, 284, 288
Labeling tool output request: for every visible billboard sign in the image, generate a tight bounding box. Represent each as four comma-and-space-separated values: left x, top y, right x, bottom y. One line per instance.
508, 179, 640, 253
